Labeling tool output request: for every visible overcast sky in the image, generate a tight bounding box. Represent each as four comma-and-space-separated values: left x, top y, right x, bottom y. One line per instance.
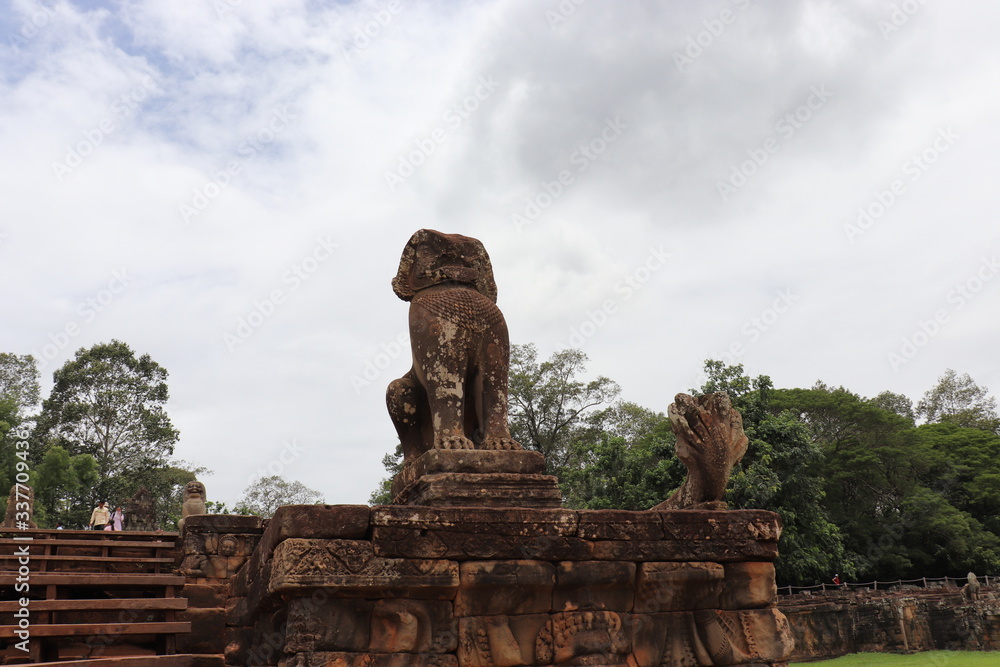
2, 0, 998, 506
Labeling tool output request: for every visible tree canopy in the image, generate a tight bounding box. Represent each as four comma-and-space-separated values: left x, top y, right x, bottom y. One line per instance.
235, 475, 325, 518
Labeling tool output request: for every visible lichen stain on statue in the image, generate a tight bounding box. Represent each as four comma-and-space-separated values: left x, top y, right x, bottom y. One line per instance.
654, 392, 749, 511
2, 483, 37, 528
387, 229, 522, 461
178, 479, 207, 534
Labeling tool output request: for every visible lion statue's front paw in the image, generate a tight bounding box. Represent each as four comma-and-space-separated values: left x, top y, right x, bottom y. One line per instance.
482, 438, 523, 451
434, 435, 475, 450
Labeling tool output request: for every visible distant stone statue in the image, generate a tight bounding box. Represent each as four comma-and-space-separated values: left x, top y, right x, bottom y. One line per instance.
178, 480, 207, 533
2, 484, 36, 528
386, 229, 521, 461
125, 486, 158, 531
962, 572, 981, 602
653, 392, 749, 510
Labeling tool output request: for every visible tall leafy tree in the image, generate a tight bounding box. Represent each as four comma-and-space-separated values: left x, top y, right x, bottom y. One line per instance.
34, 340, 180, 502
508, 344, 620, 475
917, 369, 1000, 434
0, 353, 41, 415
234, 475, 324, 518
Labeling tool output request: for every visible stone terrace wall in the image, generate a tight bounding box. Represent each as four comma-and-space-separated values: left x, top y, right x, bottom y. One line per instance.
226, 504, 794, 667
781, 586, 1000, 661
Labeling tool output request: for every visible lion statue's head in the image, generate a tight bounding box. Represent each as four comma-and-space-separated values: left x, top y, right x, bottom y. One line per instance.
392, 229, 498, 302
184, 481, 206, 500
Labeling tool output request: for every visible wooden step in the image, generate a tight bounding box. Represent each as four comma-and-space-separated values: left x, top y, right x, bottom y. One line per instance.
0, 529, 177, 539
0, 538, 177, 549
25, 655, 222, 666
0, 573, 185, 587
0, 598, 187, 612
0, 555, 175, 564
0, 621, 191, 639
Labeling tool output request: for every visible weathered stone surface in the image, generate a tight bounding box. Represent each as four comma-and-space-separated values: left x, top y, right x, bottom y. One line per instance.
287, 653, 458, 667
285, 597, 372, 652
387, 229, 522, 463
125, 485, 157, 531
178, 480, 207, 534
370, 599, 457, 653
257, 504, 371, 563
633, 608, 794, 667
373, 506, 578, 537
176, 607, 226, 654
636, 562, 725, 612
373, 527, 595, 561
577, 510, 665, 541
181, 582, 226, 608
183, 513, 264, 533
455, 561, 555, 616
657, 510, 782, 542
653, 392, 749, 510
270, 539, 458, 599
554, 561, 635, 612
592, 538, 779, 563
224, 626, 253, 666
226, 595, 250, 627
545, 611, 632, 664
394, 472, 563, 508
3, 483, 36, 528
391, 450, 547, 498
457, 614, 550, 667
722, 562, 776, 610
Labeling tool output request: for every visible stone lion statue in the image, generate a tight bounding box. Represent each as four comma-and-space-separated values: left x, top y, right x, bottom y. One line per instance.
2, 484, 36, 529
387, 229, 521, 461
178, 480, 206, 534
962, 572, 981, 602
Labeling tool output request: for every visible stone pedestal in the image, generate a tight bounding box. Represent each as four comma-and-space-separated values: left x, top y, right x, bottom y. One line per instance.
226, 504, 794, 666
391, 450, 562, 508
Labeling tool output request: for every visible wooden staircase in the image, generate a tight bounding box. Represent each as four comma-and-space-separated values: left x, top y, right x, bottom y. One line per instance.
0, 528, 209, 665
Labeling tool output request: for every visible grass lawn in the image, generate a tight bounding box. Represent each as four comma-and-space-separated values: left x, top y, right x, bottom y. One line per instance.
795, 651, 998, 666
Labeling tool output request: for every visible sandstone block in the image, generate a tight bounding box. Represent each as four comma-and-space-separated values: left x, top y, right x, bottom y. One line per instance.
372, 506, 578, 537
286, 653, 458, 667
455, 561, 555, 616
395, 472, 563, 508
457, 614, 550, 667
390, 450, 547, 498
577, 510, 665, 541
373, 527, 595, 561
546, 611, 631, 664
258, 504, 371, 564
635, 562, 725, 612
370, 599, 457, 653
183, 514, 264, 533
284, 597, 372, 652
176, 607, 226, 654
722, 561, 777, 609
554, 561, 635, 612
632, 608, 794, 667
656, 509, 782, 542
591, 537, 779, 562
270, 539, 459, 599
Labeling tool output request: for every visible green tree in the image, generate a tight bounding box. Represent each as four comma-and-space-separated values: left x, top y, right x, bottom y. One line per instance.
917, 369, 1000, 434
34, 340, 180, 502
508, 344, 620, 475
561, 402, 684, 510
698, 361, 851, 586
0, 353, 41, 415
234, 475, 324, 518
370, 445, 403, 505
34, 446, 99, 528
